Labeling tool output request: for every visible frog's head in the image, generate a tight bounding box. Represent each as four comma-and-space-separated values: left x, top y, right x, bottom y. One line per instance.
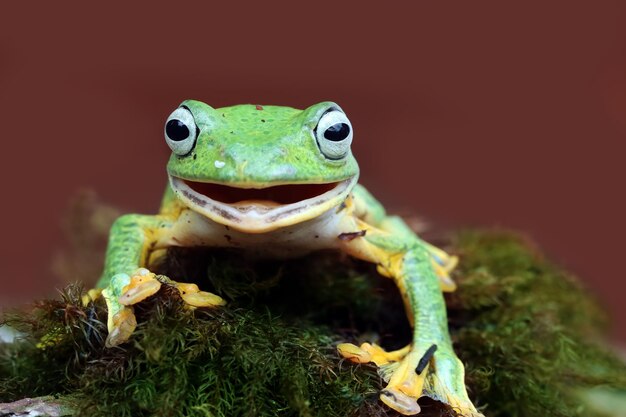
165, 100, 359, 233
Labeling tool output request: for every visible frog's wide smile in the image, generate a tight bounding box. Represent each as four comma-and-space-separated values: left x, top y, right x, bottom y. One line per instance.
169, 175, 357, 233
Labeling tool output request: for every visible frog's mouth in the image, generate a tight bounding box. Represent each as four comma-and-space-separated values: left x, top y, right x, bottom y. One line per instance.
169, 175, 357, 233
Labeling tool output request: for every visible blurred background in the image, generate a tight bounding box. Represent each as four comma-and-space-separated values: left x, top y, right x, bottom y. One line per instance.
0, 1, 624, 343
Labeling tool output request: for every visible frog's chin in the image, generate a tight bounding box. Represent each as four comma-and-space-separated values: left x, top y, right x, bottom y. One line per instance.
169, 175, 358, 233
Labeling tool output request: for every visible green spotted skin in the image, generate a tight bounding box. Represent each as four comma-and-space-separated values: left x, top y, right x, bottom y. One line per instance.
401, 247, 468, 400
167, 101, 359, 187
362, 218, 451, 346
402, 249, 450, 344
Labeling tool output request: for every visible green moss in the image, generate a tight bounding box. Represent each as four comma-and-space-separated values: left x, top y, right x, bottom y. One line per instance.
448, 231, 626, 417
1, 230, 625, 417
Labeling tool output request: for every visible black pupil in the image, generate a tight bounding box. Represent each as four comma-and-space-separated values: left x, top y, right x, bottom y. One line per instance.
324, 123, 350, 141
166, 119, 190, 141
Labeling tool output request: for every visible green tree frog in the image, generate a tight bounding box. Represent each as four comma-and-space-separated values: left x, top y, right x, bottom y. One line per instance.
92, 100, 481, 416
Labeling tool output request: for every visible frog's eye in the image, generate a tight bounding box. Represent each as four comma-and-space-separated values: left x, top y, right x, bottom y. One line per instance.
314, 109, 353, 160
164, 107, 198, 156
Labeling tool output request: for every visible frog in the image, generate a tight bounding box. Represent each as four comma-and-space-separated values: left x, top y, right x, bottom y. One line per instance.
91, 100, 482, 417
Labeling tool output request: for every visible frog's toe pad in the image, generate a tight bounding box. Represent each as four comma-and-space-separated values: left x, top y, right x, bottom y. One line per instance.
380, 388, 421, 416
174, 283, 226, 308
119, 271, 162, 306
105, 307, 137, 347
81, 288, 103, 307
337, 343, 373, 363
337, 342, 410, 366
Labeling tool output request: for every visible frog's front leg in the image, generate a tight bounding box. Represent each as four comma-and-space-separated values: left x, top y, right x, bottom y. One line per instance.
336, 221, 480, 416
95, 213, 225, 347
378, 215, 459, 292
352, 185, 458, 292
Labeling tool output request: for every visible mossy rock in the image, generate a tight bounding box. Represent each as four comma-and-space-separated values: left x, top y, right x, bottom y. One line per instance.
1, 230, 625, 417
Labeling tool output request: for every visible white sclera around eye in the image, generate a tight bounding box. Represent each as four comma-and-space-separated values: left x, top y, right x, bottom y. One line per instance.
315, 110, 353, 160
164, 107, 198, 155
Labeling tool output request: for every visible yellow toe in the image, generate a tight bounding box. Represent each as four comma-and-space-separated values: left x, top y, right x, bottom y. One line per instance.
172, 282, 225, 307
82, 288, 103, 307
337, 343, 373, 363
119, 276, 162, 306
363, 343, 411, 366
181, 290, 226, 307
106, 308, 137, 347
380, 388, 421, 416
119, 279, 162, 305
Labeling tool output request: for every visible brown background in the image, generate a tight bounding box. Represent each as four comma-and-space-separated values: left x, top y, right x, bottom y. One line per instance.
0, 2, 624, 343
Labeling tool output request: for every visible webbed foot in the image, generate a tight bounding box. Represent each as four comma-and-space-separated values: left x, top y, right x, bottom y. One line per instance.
338, 342, 482, 416
102, 268, 225, 347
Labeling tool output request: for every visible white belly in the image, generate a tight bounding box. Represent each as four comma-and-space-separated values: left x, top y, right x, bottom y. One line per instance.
159, 207, 348, 259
